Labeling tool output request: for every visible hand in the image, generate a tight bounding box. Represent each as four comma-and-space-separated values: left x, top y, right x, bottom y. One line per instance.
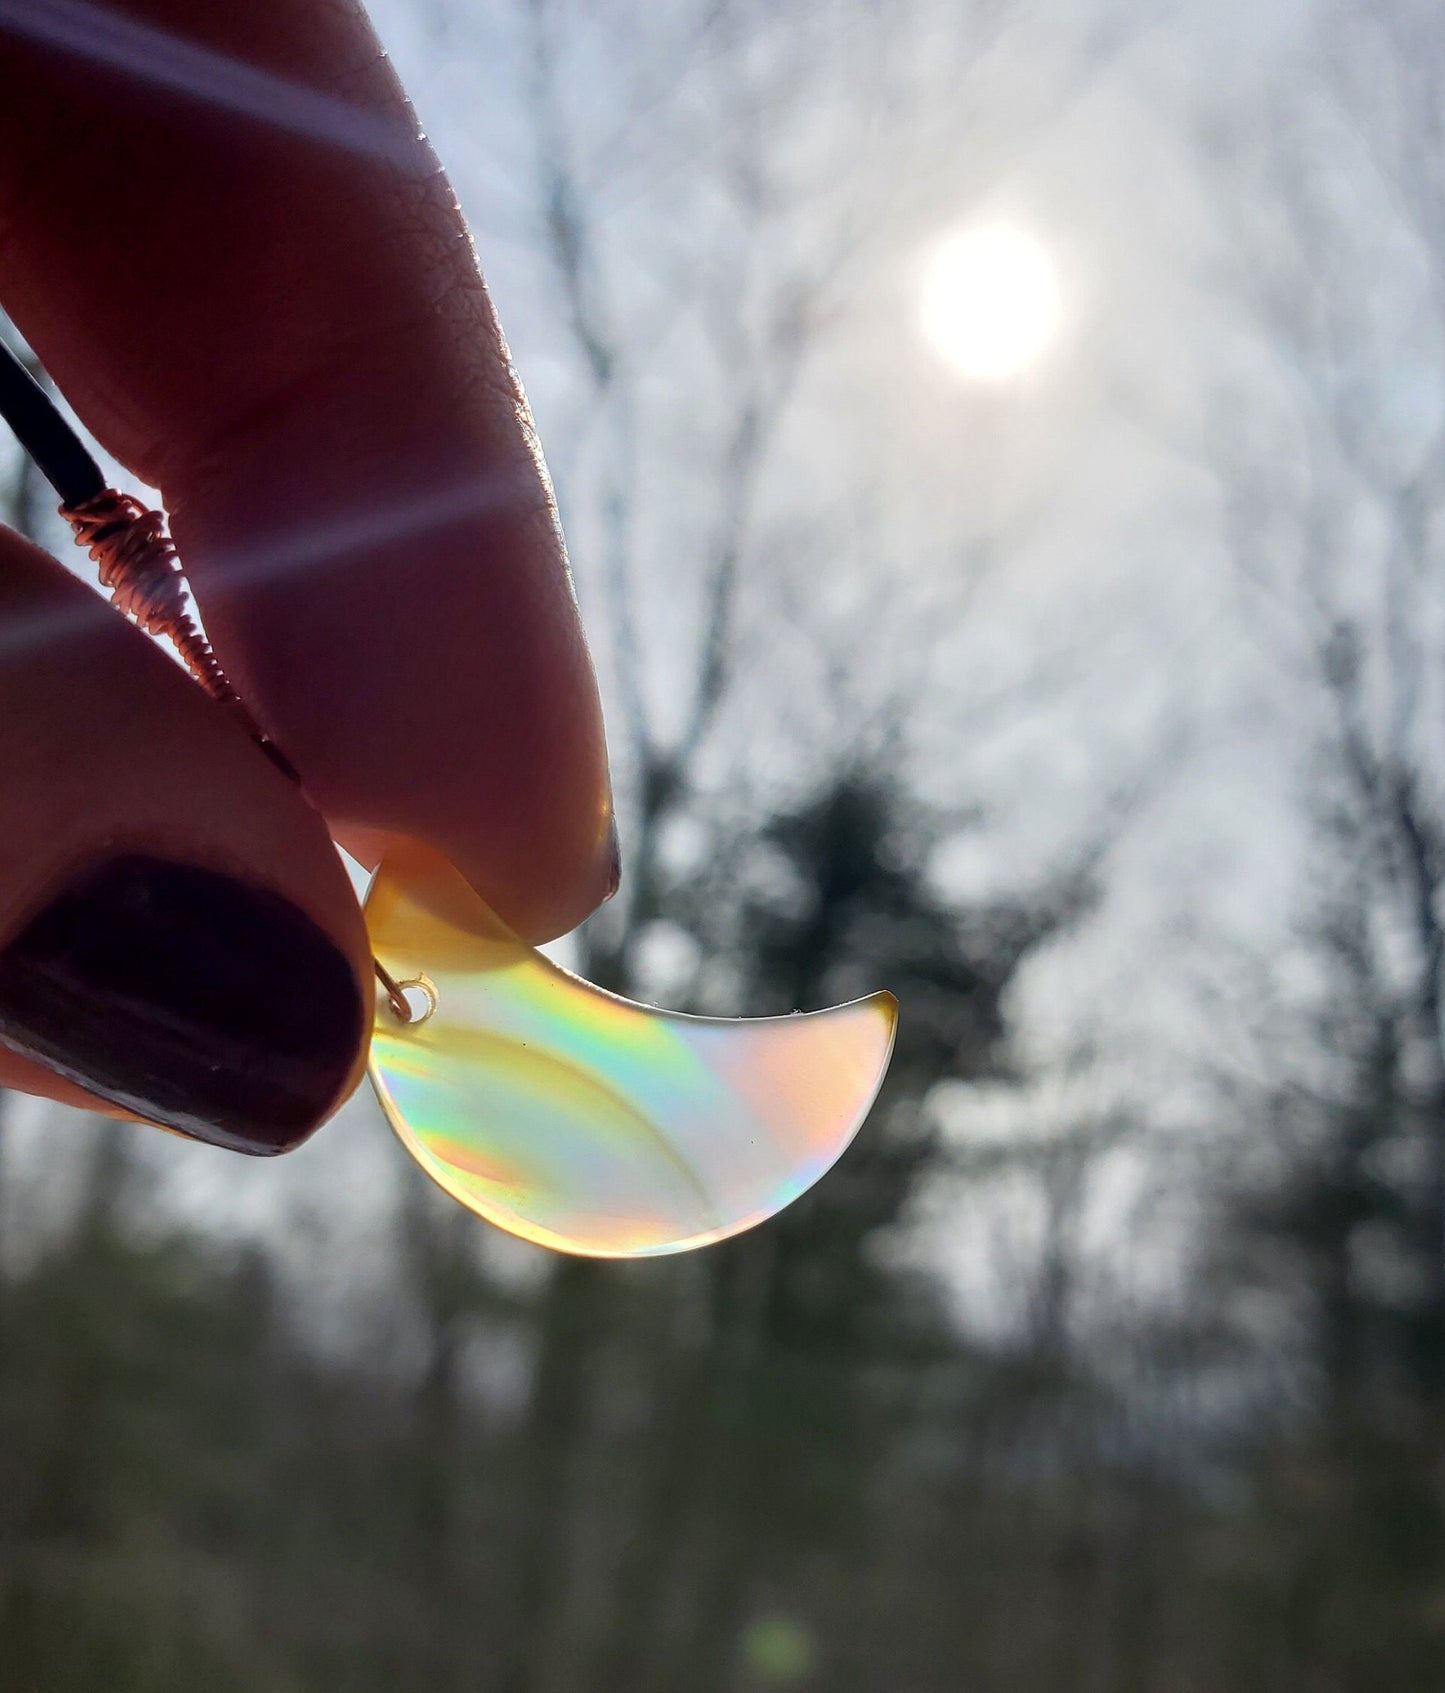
0, 0, 616, 1153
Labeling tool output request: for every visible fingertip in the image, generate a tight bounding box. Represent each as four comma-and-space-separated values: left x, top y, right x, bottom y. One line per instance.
338, 786, 618, 947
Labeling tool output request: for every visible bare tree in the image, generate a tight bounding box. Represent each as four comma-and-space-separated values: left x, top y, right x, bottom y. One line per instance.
1203, 0, 1445, 1410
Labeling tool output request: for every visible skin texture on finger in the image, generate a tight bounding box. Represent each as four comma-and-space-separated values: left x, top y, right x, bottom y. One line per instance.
0, 0, 615, 944
0, 523, 370, 1148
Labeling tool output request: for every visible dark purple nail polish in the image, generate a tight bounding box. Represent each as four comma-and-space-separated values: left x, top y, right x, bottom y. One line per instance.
0, 855, 363, 1155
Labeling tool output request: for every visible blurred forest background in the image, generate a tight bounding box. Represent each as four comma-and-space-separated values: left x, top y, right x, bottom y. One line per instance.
6, 0, 1445, 1687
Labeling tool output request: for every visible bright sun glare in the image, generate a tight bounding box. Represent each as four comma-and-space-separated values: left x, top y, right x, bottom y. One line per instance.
921, 225, 1061, 383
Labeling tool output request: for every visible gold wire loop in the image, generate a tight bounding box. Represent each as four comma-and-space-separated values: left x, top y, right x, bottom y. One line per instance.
374, 960, 414, 1023
374, 964, 438, 1026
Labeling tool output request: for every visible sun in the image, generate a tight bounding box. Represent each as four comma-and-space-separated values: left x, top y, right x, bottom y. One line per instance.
920, 224, 1061, 383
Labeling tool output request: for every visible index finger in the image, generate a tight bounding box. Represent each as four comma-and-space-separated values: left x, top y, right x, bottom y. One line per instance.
0, 0, 616, 943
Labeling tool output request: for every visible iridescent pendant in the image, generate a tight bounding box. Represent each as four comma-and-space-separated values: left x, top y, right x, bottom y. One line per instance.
364, 841, 897, 1257
0, 345, 898, 1259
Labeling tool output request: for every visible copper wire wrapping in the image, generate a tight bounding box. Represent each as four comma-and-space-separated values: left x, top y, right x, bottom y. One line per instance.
61, 490, 238, 704
60, 489, 299, 782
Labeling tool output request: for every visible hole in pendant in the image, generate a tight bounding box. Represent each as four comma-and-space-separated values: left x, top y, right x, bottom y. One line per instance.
393, 976, 438, 1026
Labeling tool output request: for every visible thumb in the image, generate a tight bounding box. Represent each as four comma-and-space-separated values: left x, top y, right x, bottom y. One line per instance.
0, 522, 370, 1154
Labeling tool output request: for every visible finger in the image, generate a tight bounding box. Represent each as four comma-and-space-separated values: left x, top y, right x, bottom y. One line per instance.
0, 0, 616, 945
0, 522, 370, 1154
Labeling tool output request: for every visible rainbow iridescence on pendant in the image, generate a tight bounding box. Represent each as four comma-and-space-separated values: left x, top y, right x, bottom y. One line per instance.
365, 842, 898, 1257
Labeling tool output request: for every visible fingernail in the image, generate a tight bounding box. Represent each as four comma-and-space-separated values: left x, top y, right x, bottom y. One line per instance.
605, 816, 622, 900
0, 855, 363, 1155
